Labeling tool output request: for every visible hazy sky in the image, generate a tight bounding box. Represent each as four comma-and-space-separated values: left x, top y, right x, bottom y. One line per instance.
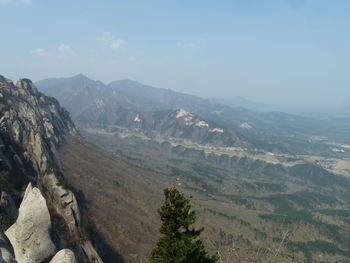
0, 0, 349, 112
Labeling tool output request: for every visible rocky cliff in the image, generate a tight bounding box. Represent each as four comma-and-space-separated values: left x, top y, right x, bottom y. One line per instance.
0, 75, 102, 263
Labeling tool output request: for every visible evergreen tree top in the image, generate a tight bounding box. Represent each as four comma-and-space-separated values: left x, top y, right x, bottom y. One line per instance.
149, 187, 218, 263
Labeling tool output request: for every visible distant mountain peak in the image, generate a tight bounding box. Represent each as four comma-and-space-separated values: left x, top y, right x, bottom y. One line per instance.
74, 73, 87, 78
116, 78, 141, 84
108, 78, 144, 88
70, 73, 93, 81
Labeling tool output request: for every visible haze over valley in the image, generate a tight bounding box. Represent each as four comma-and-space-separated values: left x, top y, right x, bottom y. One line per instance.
34, 73, 350, 262
1, 1, 350, 263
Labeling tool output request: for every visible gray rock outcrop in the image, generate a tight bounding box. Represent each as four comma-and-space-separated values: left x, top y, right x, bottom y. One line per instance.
0, 76, 103, 262
0, 76, 76, 174
0, 229, 16, 263
49, 249, 76, 263
5, 183, 56, 263
41, 173, 80, 235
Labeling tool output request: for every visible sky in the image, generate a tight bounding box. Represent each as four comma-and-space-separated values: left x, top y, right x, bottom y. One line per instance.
0, 0, 349, 115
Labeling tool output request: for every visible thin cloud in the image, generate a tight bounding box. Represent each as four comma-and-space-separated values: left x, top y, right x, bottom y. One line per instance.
58, 43, 73, 54
99, 32, 126, 51
177, 42, 196, 49
31, 44, 73, 58
31, 48, 49, 56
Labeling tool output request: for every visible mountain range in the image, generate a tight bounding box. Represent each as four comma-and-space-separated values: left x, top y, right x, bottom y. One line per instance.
1, 73, 350, 262
34, 74, 350, 262
36, 74, 350, 153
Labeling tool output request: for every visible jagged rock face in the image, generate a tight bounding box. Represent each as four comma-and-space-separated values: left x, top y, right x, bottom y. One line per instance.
0, 75, 102, 263
0, 229, 17, 263
50, 249, 76, 263
41, 173, 80, 235
5, 183, 56, 263
0, 76, 76, 174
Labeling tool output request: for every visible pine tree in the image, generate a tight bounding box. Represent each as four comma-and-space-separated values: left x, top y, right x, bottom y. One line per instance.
149, 187, 218, 263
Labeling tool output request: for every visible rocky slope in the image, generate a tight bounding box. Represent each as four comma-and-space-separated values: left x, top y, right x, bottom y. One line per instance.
0, 75, 102, 263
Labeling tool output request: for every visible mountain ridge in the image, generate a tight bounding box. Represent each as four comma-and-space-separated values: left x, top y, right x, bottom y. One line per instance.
0, 75, 104, 262
36, 74, 350, 153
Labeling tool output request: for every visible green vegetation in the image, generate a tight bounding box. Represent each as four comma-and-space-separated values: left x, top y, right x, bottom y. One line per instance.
149, 187, 218, 263
191, 163, 226, 183
260, 210, 350, 246
264, 191, 338, 211
206, 208, 250, 226
225, 194, 254, 208
254, 181, 286, 192
168, 158, 183, 165
81, 129, 350, 262
284, 240, 350, 261
289, 164, 350, 188
318, 209, 350, 217
253, 228, 267, 240
168, 166, 219, 194
259, 210, 314, 225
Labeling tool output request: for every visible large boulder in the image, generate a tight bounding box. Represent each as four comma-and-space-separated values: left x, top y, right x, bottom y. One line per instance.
0, 229, 17, 263
5, 183, 56, 263
49, 249, 76, 263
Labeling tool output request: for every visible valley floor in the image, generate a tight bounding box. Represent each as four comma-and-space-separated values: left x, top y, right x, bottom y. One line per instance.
59, 131, 350, 263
